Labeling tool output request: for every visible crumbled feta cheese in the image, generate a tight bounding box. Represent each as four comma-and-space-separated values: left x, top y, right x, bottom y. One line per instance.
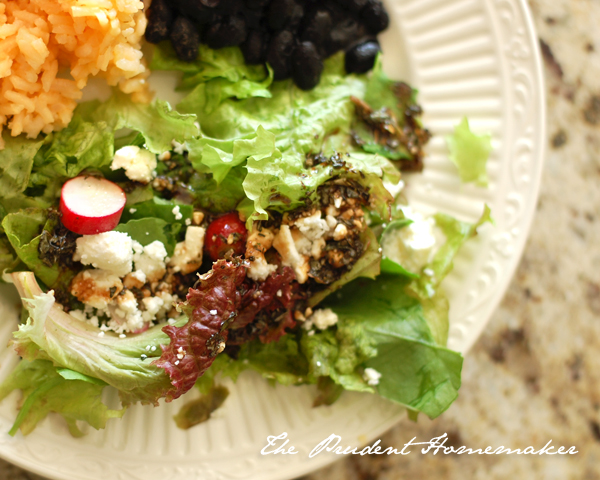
273, 225, 309, 283
70, 269, 123, 309
289, 225, 327, 261
325, 205, 339, 217
249, 256, 278, 281
185, 218, 191, 226
88, 316, 100, 327
294, 211, 330, 241
119, 334, 126, 339
115, 290, 138, 315
168, 226, 205, 275
333, 223, 348, 241
142, 241, 167, 264
290, 229, 312, 256
111, 146, 157, 183
171, 140, 186, 155
363, 368, 382, 386
245, 227, 277, 281
130, 269, 147, 284
141, 295, 165, 323
381, 207, 438, 273
333, 196, 342, 209
209, 309, 217, 315
383, 180, 405, 198
156, 291, 177, 315
132, 241, 143, 256
172, 205, 182, 220
110, 290, 145, 333
325, 215, 337, 230
74, 231, 133, 277
401, 212, 436, 251
129, 208, 137, 214
306, 308, 339, 330
132, 240, 168, 283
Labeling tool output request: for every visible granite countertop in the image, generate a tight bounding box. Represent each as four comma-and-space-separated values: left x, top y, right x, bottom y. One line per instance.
2, 0, 598, 478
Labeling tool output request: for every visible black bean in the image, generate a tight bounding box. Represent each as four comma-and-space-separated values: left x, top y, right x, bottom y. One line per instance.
170, 16, 200, 61
203, 15, 248, 48
361, 0, 389, 34
174, 0, 216, 24
323, 1, 347, 23
300, 9, 332, 48
241, 29, 269, 64
266, 30, 295, 80
148, 0, 171, 17
345, 40, 380, 73
292, 41, 323, 90
245, 0, 271, 9
213, 0, 245, 14
327, 16, 365, 53
333, 0, 368, 13
144, 0, 173, 44
267, 0, 304, 31
241, 6, 264, 29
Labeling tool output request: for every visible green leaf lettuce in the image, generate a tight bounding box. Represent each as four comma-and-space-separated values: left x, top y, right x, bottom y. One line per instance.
446, 117, 492, 186
0, 359, 124, 437
10, 272, 185, 406
322, 275, 463, 418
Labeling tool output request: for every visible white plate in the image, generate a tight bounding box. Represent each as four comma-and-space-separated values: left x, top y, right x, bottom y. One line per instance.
0, 0, 545, 478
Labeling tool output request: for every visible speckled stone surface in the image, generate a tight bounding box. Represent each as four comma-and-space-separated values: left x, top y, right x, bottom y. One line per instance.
2, 1, 599, 479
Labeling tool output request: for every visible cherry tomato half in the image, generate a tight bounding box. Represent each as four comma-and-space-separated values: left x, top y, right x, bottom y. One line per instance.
204, 212, 247, 261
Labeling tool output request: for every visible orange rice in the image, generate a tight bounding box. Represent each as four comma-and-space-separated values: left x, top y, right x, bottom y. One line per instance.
0, 0, 152, 148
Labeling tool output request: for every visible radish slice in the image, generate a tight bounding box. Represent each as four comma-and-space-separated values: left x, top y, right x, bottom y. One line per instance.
60, 176, 126, 235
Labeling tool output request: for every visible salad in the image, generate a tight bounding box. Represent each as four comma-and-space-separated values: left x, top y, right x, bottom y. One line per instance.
0, 11, 491, 437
